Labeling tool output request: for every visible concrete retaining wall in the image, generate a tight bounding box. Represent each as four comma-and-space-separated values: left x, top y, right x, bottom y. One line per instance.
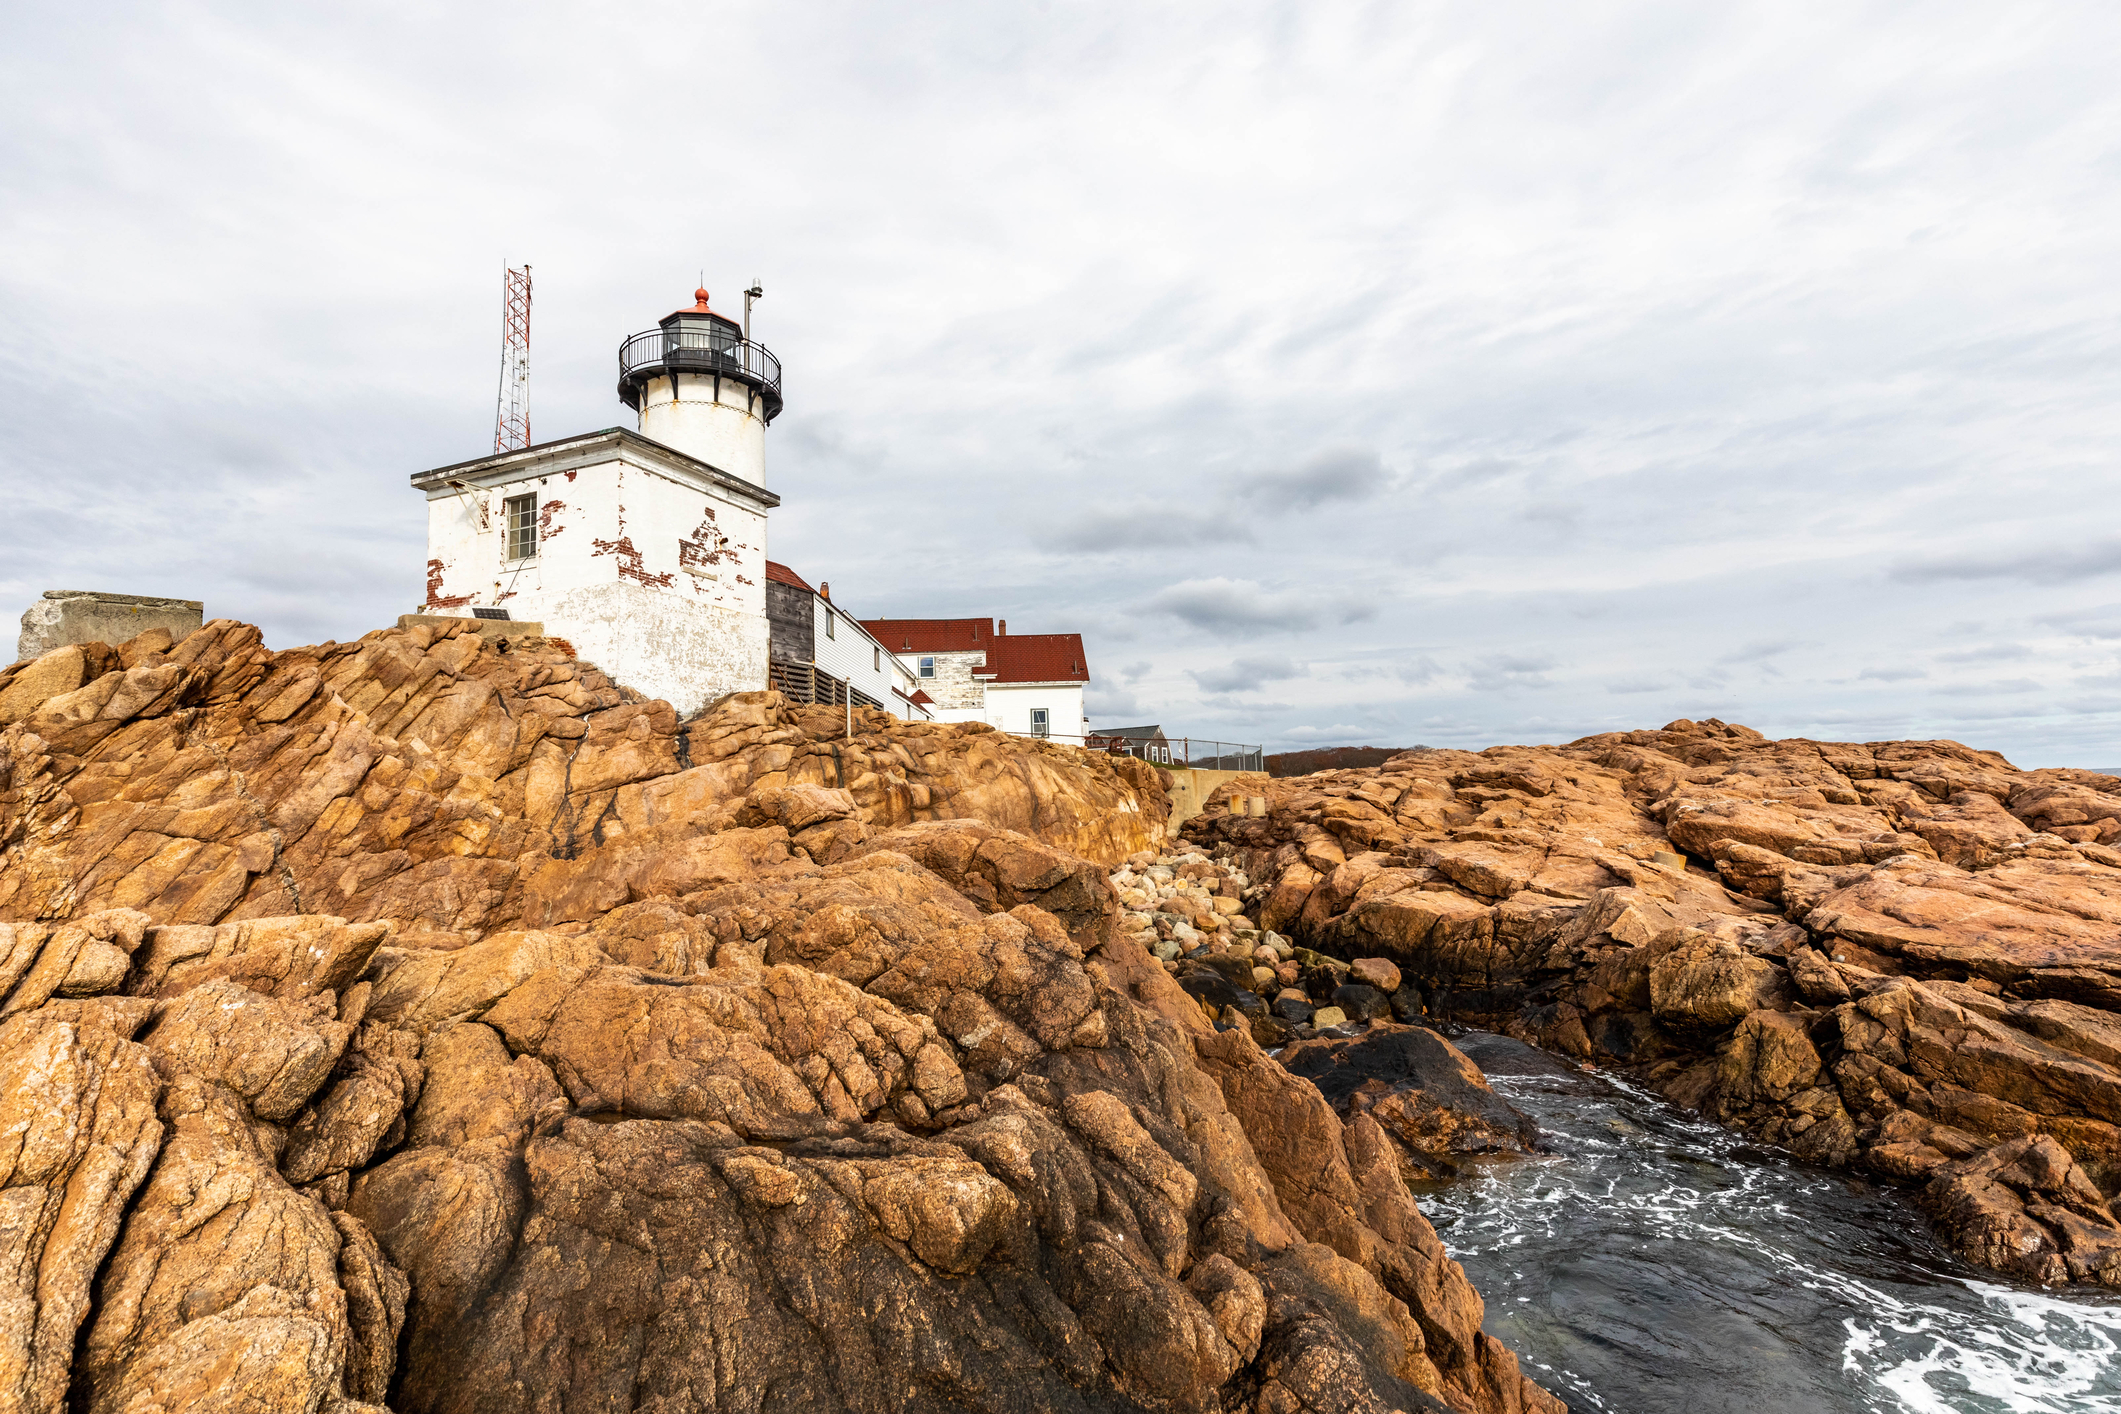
1163, 767, 1271, 830
396, 614, 548, 642
16, 591, 203, 663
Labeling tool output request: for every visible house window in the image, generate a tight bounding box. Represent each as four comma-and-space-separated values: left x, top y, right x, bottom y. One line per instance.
872, 646, 880, 672
826, 611, 835, 640
1031, 708, 1050, 738
918, 656, 935, 678
504, 494, 537, 560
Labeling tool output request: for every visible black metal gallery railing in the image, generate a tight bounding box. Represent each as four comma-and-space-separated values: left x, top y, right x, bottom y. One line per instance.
617, 327, 783, 421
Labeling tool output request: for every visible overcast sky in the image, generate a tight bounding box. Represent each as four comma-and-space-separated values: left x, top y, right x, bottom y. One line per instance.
5, 2, 2121, 765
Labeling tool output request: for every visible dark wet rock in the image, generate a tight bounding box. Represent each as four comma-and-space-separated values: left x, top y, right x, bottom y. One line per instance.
1332, 982, 1393, 1022
1280, 1024, 1540, 1178
1272, 993, 1315, 1025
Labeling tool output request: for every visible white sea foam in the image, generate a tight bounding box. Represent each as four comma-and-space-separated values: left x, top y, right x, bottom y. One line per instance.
1845, 1281, 2121, 1413
1425, 1049, 2121, 1412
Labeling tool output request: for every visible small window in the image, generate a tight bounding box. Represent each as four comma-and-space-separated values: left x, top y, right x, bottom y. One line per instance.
826, 612, 836, 640
918, 655, 935, 678
1031, 708, 1050, 738
873, 646, 880, 672
504, 494, 537, 560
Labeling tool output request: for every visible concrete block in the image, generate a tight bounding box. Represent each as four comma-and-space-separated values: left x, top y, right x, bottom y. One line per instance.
16, 591, 203, 663
396, 614, 547, 641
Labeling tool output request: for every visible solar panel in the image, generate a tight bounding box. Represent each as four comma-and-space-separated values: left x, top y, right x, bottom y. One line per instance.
472, 607, 511, 621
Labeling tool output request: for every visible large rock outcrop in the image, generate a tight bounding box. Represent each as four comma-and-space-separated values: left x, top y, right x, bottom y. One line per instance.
0, 620, 1560, 1413
0, 617, 1167, 937
1184, 717, 2121, 1286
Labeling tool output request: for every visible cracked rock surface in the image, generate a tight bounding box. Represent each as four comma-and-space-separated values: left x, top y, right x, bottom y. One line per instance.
0, 620, 1561, 1413
1186, 716, 2121, 1287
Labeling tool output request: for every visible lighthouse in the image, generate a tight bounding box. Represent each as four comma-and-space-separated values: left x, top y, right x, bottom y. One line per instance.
409, 285, 784, 716
619, 288, 781, 486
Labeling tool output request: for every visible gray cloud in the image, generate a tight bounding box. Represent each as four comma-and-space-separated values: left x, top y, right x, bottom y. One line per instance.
1236, 447, 1393, 511
1937, 643, 2034, 663
1189, 656, 1309, 694
1519, 501, 1583, 529
1276, 723, 1374, 743
1084, 683, 1143, 720
1892, 542, 2121, 586
1146, 578, 1371, 634
1930, 679, 2046, 697
2038, 606, 2121, 640
1607, 677, 1671, 694
1465, 655, 1557, 692
1859, 666, 1930, 682
1045, 503, 1253, 552
1718, 640, 1809, 666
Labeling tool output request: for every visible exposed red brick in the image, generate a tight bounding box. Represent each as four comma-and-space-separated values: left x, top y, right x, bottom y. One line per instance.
425, 558, 472, 610
592, 536, 676, 589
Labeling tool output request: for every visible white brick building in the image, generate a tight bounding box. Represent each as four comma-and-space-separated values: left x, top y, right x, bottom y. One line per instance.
860, 616, 1090, 741
411, 287, 784, 716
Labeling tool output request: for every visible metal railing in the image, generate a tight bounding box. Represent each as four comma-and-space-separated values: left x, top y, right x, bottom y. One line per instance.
1018, 731, 1266, 773
618, 327, 784, 421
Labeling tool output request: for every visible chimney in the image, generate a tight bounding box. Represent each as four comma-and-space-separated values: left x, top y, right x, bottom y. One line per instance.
998, 619, 1006, 636
819, 582, 831, 601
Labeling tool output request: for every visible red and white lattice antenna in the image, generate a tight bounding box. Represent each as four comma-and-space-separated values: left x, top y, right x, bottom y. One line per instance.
494, 264, 532, 452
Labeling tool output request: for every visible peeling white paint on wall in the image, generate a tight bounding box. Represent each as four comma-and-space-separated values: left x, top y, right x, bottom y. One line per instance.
531, 580, 769, 712
411, 428, 779, 718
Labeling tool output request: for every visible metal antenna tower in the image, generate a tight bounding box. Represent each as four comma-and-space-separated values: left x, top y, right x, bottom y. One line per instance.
494, 264, 532, 452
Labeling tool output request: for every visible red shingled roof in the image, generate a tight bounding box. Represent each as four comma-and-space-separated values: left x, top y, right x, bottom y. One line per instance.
859, 618, 1089, 683
860, 617, 992, 652
980, 634, 1090, 684
764, 560, 813, 591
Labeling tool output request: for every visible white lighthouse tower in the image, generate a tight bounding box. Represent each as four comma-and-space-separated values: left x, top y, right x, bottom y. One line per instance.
409, 285, 784, 716
620, 287, 780, 486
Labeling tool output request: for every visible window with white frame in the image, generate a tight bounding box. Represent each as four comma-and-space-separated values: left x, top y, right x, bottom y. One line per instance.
825, 611, 835, 640
1031, 708, 1050, 738
918, 655, 935, 678
504, 493, 537, 560
872, 646, 880, 672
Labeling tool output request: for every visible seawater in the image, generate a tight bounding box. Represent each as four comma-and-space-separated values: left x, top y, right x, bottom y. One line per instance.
1417, 1033, 2121, 1414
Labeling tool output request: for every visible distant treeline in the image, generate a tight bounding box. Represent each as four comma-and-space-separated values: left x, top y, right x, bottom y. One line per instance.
1265, 745, 1426, 778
